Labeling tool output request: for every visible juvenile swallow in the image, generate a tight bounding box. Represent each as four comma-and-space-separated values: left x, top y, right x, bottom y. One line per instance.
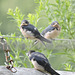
28, 50, 60, 75
20, 20, 51, 46
34, 21, 61, 45
41, 21, 61, 39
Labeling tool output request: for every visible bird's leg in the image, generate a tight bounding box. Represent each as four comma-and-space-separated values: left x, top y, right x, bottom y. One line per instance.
30, 41, 38, 48
41, 41, 47, 48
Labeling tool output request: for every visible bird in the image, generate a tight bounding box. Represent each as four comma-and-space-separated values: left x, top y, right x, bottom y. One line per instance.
20, 20, 51, 47
27, 50, 60, 75
34, 21, 61, 45
41, 21, 61, 39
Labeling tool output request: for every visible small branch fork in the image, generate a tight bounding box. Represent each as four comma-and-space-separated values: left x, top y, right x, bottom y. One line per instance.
0, 37, 17, 73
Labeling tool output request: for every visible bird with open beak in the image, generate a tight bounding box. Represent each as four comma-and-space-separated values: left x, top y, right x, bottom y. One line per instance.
28, 50, 60, 75
20, 20, 51, 47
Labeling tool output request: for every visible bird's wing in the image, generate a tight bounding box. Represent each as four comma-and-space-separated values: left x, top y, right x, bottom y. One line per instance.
31, 52, 50, 68
41, 26, 56, 35
34, 56, 50, 67
21, 24, 40, 36
32, 56, 59, 75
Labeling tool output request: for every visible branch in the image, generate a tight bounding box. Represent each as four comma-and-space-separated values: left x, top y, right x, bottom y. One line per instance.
0, 36, 24, 39
0, 36, 75, 41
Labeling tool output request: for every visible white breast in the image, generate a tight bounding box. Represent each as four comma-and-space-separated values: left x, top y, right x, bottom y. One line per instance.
31, 59, 45, 71
44, 29, 60, 39
20, 28, 36, 39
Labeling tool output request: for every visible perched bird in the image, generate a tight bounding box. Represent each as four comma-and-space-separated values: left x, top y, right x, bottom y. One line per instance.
34, 21, 61, 45
28, 50, 60, 75
20, 20, 51, 46
41, 21, 61, 39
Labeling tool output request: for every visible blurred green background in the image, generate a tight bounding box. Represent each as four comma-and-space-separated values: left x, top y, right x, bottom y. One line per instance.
0, 0, 38, 65
0, 0, 38, 34
0, 0, 75, 72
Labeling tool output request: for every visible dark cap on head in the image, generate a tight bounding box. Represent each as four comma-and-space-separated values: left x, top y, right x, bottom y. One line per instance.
21, 20, 29, 25
28, 50, 35, 55
51, 21, 59, 26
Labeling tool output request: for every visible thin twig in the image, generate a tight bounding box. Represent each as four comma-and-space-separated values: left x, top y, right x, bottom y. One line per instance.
0, 36, 24, 39
54, 38, 75, 41
0, 36, 75, 41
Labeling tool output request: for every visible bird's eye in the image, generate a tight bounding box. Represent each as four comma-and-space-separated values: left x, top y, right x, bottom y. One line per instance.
33, 58, 35, 61
25, 21, 28, 24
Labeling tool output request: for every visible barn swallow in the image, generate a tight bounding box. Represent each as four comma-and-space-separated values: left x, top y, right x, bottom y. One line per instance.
28, 50, 60, 75
41, 21, 61, 39
20, 20, 51, 47
34, 21, 61, 45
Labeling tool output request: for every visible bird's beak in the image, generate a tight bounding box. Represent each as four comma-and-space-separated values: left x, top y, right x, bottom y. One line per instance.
21, 22, 28, 26
52, 23, 59, 27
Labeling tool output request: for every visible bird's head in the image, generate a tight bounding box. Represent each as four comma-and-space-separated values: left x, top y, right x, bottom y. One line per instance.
27, 50, 35, 57
51, 21, 59, 28
21, 20, 29, 26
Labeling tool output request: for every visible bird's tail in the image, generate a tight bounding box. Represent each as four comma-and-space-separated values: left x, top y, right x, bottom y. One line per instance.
34, 40, 39, 45
32, 40, 47, 48
32, 35, 52, 48
38, 35, 52, 43
45, 65, 60, 75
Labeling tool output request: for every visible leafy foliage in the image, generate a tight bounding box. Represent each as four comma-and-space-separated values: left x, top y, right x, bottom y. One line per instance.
7, 7, 24, 28
0, 0, 75, 71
